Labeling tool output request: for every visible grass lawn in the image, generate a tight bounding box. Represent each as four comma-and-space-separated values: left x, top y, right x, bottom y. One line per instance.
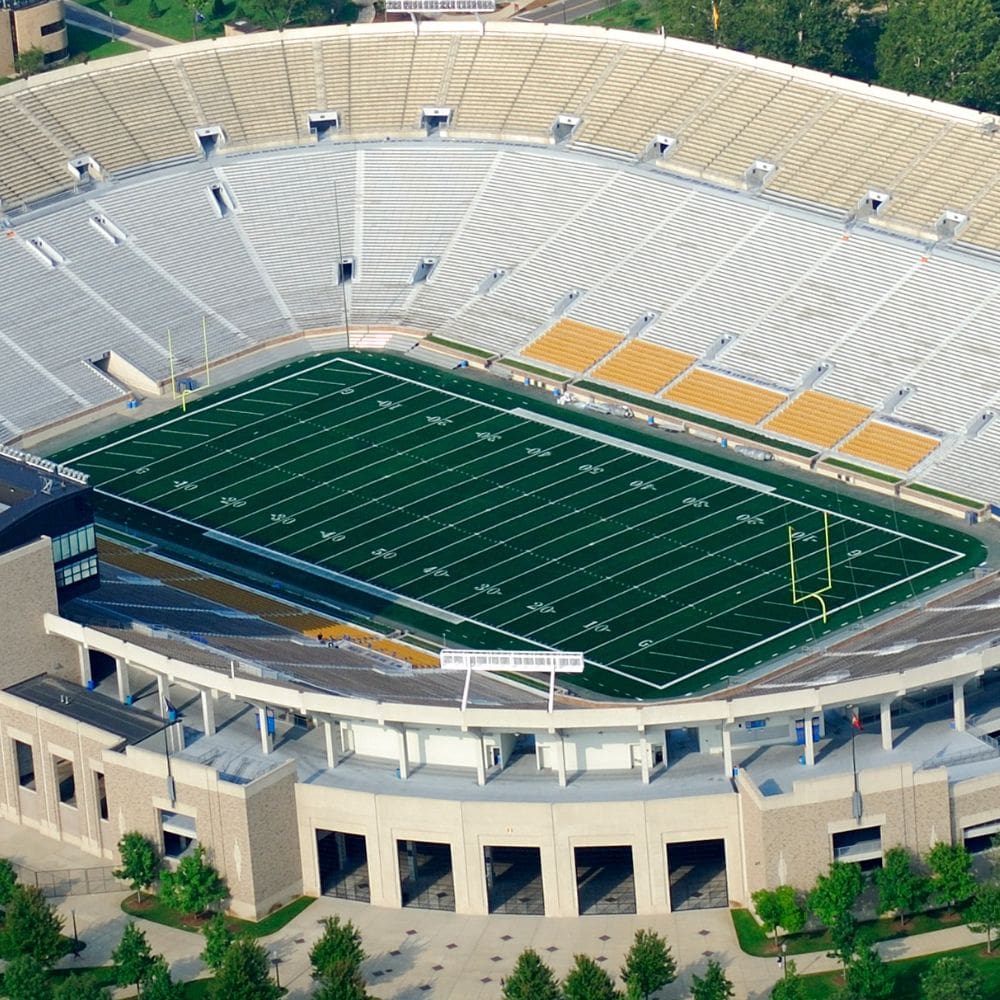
733, 904, 973, 958
76, 0, 237, 42
581, 0, 670, 30
800, 943, 1000, 999
121, 894, 315, 937
67, 24, 137, 59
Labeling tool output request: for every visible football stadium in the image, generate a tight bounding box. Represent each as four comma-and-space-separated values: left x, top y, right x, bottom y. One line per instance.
0, 21, 1000, 929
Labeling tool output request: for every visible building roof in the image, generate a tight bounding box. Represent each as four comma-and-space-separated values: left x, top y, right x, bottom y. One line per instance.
6, 673, 167, 744
0, 449, 89, 531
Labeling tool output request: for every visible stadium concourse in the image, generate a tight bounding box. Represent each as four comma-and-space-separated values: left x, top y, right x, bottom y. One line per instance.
1, 20, 1000, 937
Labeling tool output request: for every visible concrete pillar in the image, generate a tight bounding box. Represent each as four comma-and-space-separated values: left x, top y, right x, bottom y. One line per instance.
323, 719, 338, 768
880, 699, 894, 751
156, 674, 171, 718
475, 732, 486, 786
115, 657, 131, 703
484, 845, 495, 889
953, 679, 967, 732
257, 706, 272, 755
397, 726, 409, 780
78, 645, 92, 687
200, 690, 216, 737
556, 733, 567, 788
639, 733, 650, 784
803, 716, 815, 767
722, 725, 733, 776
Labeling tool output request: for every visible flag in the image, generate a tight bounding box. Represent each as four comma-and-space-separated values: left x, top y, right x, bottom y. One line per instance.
851, 711, 863, 731
711, 1, 720, 30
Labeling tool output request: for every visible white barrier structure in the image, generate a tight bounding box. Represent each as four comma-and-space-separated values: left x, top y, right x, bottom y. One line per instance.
441, 648, 584, 711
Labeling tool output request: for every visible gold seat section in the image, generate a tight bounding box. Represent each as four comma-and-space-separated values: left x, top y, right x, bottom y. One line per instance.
522, 319, 623, 373
765, 391, 872, 449
664, 369, 785, 425
592, 341, 695, 395
839, 422, 939, 472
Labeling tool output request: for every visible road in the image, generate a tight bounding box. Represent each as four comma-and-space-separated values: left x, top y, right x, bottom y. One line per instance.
64, 0, 178, 48
514, 0, 613, 23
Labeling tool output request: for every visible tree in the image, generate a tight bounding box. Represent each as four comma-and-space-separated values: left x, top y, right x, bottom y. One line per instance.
51, 975, 111, 1000
808, 861, 864, 929
620, 928, 676, 1000
563, 954, 621, 1000
238, 0, 307, 28
751, 885, 806, 944
876, 0, 1000, 111
920, 956, 986, 1000
720, 0, 852, 74
112, 922, 156, 995
1, 885, 66, 966
114, 832, 162, 903
0, 857, 19, 909
201, 913, 236, 972
158, 845, 226, 916
209, 937, 282, 1000
312, 962, 371, 1000
770, 960, 807, 1000
501, 948, 560, 1000
310, 915, 366, 980
844, 946, 893, 1000
142, 958, 185, 1000
874, 846, 929, 926
3, 955, 52, 1000
826, 911, 860, 971
967, 882, 1000, 952
927, 842, 977, 912
690, 959, 734, 1000
15, 47, 45, 77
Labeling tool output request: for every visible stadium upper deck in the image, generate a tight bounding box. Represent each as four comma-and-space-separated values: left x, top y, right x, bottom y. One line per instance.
2, 21, 1000, 247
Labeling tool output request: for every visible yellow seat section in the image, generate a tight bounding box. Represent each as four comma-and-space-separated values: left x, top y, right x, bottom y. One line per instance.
592, 340, 695, 394
765, 391, 872, 449
303, 625, 439, 668
664, 369, 785, 424
522, 319, 623, 373
839, 422, 939, 472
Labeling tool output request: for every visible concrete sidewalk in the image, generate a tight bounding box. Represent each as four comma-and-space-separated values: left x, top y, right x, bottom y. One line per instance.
0, 821, 985, 999
64, 1, 178, 49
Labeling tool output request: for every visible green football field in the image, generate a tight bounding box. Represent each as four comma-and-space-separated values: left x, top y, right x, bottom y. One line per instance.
61, 352, 985, 700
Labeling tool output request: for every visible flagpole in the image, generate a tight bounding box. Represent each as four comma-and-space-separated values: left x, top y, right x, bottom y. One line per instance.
849, 705, 862, 820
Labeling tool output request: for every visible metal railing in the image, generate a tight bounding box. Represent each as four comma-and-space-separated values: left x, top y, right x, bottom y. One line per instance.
12, 861, 127, 899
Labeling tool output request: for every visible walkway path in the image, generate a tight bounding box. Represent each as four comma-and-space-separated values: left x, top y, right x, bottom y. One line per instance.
0, 820, 985, 999
63, 2, 178, 49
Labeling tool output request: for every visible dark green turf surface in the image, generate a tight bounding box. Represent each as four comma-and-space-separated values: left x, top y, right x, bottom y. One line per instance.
58, 353, 986, 700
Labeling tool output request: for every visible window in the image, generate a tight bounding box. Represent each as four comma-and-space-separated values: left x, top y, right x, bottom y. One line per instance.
14, 741, 35, 790
42, 47, 69, 64
94, 771, 108, 821
40, 18, 65, 34
160, 810, 196, 858
832, 826, 882, 869
54, 756, 75, 807
55, 555, 98, 588
51, 525, 96, 563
